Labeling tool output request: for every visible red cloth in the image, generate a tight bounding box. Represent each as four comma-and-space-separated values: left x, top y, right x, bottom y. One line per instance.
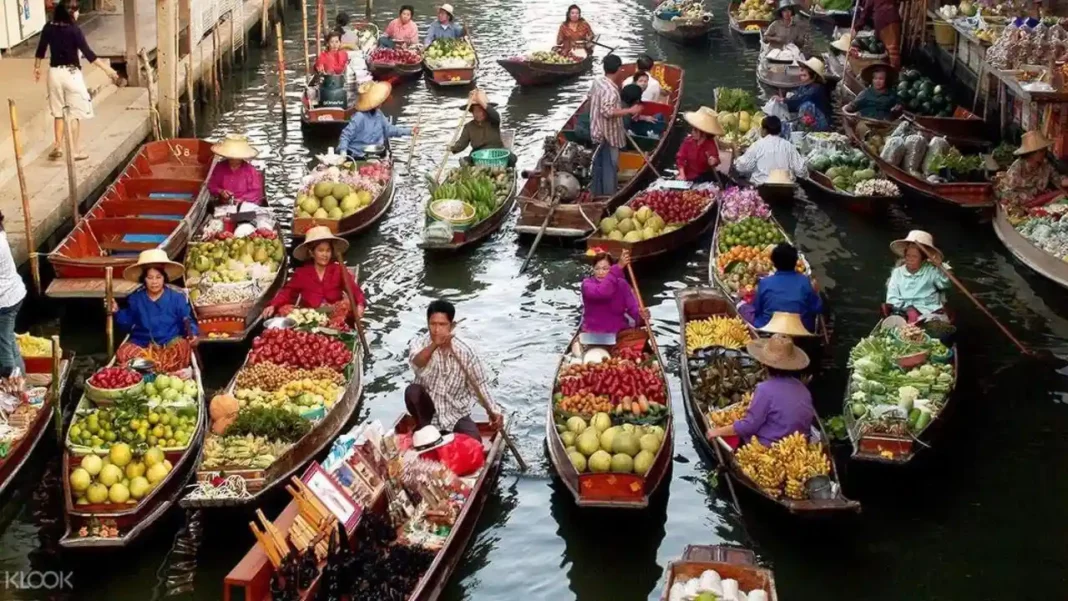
676, 135, 720, 181
314, 50, 349, 75
268, 262, 366, 311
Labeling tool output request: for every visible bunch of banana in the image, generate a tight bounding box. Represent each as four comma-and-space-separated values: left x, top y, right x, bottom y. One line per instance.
707, 392, 752, 427
202, 434, 289, 469
735, 436, 785, 497
16, 333, 55, 357
686, 316, 752, 354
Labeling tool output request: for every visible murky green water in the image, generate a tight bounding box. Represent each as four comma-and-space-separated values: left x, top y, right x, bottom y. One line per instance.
4, 0, 1068, 599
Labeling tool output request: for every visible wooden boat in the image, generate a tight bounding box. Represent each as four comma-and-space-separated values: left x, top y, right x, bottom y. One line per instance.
805, 4, 855, 26
370, 51, 425, 82
291, 157, 396, 239
180, 331, 364, 510
993, 204, 1068, 290
658, 544, 778, 600
221, 414, 504, 601
497, 53, 594, 86
728, 1, 770, 35
301, 83, 357, 128
584, 186, 718, 262
47, 139, 215, 299
842, 115, 994, 209
515, 63, 684, 239
545, 327, 674, 509
652, 3, 714, 44
756, 182, 798, 204
419, 170, 518, 252
423, 37, 479, 87
798, 170, 892, 215
59, 351, 206, 548
676, 287, 860, 515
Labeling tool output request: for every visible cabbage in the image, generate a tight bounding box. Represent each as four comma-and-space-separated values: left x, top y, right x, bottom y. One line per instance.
850, 391, 868, 403
936, 372, 953, 383
898, 386, 920, 408
919, 364, 938, 377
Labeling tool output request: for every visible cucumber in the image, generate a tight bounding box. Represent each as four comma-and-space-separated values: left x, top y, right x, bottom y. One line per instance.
913, 410, 932, 432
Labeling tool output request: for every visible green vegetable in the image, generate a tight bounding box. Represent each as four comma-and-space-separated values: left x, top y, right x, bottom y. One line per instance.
851, 402, 868, 418
912, 409, 932, 432
714, 87, 757, 113
224, 406, 312, 442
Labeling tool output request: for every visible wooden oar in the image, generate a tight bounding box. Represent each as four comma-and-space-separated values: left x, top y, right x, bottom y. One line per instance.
8, 100, 41, 295
435, 97, 474, 183
335, 253, 371, 357
623, 260, 660, 356
406, 108, 424, 170
711, 439, 744, 516
105, 267, 115, 357
588, 39, 617, 55
626, 132, 663, 179
518, 144, 570, 275
448, 348, 528, 471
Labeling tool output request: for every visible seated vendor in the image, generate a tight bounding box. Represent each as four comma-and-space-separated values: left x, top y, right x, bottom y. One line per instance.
621, 84, 665, 139
740, 243, 821, 333
764, 0, 811, 53
452, 89, 516, 167
884, 230, 950, 323
315, 31, 349, 75
676, 106, 723, 183
995, 130, 1068, 214
336, 81, 416, 159
262, 226, 366, 322
110, 250, 198, 372
705, 334, 815, 446
581, 250, 649, 335
207, 134, 263, 205
843, 63, 901, 121
779, 57, 830, 132
380, 5, 419, 48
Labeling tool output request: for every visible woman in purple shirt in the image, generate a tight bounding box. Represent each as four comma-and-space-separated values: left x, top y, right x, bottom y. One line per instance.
705, 334, 816, 447
206, 134, 264, 205
581, 250, 649, 334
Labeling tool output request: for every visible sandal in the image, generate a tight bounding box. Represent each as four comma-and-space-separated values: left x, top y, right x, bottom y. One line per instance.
48, 148, 62, 160
74, 153, 89, 161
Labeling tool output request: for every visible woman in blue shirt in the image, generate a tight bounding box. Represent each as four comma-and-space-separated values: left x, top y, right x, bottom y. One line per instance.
741, 243, 822, 333
884, 230, 950, 323
110, 250, 198, 372
780, 57, 830, 131
336, 81, 416, 158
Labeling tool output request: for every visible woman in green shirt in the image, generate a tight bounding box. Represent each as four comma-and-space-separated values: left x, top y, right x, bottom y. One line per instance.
884, 230, 950, 323
844, 63, 901, 121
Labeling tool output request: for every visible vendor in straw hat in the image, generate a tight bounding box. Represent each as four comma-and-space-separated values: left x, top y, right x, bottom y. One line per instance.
843, 62, 902, 121
582, 248, 649, 335
207, 134, 264, 205
423, 3, 464, 47
262, 226, 367, 323
775, 57, 830, 132
738, 243, 822, 334
452, 89, 516, 167
336, 81, 417, 159
705, 334, 816, 447
109, 249, 199, 372
764, 0, 811, 53
995, 130, 1068, 214
676, 107, 723, 183
884, 230, 950, 323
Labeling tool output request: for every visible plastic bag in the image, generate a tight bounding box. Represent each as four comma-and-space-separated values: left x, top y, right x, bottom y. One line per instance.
903, 134, 928, 173
762, 98, 792, 138
923, 136, 951, 175
428, 433, 486, 477
879, 137, 907, 166
889, 120, 912, 140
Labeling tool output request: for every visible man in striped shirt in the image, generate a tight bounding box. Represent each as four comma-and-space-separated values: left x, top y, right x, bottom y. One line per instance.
734, 116, 808, 186
588, 55, 643, 196
406, 300, 502, 441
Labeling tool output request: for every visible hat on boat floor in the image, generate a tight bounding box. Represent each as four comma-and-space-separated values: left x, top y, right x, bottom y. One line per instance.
412, 425, 455, 453
294, 226, 350, 262
746, 334, 810, 371
759, 311, 814, 337
123, 249, 185, 283
211, 134, 259, 160
889, 230, 942, 263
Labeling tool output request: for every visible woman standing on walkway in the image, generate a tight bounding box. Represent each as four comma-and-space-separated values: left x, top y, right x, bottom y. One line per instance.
34, 1, 121, 161
0, 211, 27, 374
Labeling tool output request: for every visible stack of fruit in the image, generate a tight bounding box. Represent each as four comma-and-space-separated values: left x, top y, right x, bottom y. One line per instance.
16, 333, 55, 357
424, 38, 476, 69
557, 347, 667, 413
735, 432, 831, 499
805, 148, 879, 194
717, 217, 786, 251
716, 109, 765, 151
707, 393, 752, 427
521, 50, 580, 64
369, 47, 421, 65
554, 392, 612, 416
248, 328, 353, 371
296, 162, 389, 221
558, 412, 666, 476
429, 166, 513, 224
685, 316, 752, 354
68, 445, 174, 507
185, 231, 284, 290
596, 204, 677, 243
896, 70, 954, 117
68, 399, 198, 450
733, 0, 773, 21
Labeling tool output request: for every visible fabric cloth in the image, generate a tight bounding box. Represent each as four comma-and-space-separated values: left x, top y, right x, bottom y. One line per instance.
734, 134, 808, 185
556, 19, 594, 55
850, 86, 898, 120
268, 262, 366, 311
622, 73, 664, 102
588, 75, 626, 150
885, 262, 950, 315
785, 83, 831, 131
749, 270, 822, 333
35, 22, 96, 67
0, 232, 27, 310
996, 157, 1059, 210
879, 21, 902, 69
424, 21, 463, 46
115, 338, 191, 373
314, 49, 349, 74
676, 134, 720, 181
733, 376, 816, 446
114, 287, 199, 348
625, 114, 665, 138
857, 0, 902, 33
451, 106, 503, 153
206, 161, 264, 205
764, 19, 810, 52
591, 144, 620, 196
47, 67, 93, 120
404, 383, 481, 441
407, 334, 499, 431
385, 18, 420, 44
0, 300, 24, 374
581, 264, 641, 334
337, 109, 411, 157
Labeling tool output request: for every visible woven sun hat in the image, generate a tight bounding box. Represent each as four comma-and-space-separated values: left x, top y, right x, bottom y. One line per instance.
355, 81, 393, 112
830, 32, 852, 52
438, 3, 455, 17
123, 249, 185, 283
759, 311, 815, 337
463, 90, 498, 111
294, 226, 350, 262
774, 0, 800, 18
746, 333, 810, 371
684, 106, 725, 136
860, 61, 897, 85
794, 56, 826, 82
765, 169, 795, 185
1014, 130, 1054, 156
890, 230, 942, 263
412, 425, 455, 453
211, 134, 259, 160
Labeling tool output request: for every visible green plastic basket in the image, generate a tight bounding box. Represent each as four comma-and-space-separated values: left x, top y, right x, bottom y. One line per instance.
470, 148, 510, 167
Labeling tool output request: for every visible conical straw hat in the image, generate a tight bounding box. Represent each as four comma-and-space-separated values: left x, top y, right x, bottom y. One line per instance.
294, 226, 350, 262
211, 134, 258, 160
683, 107, 725, 136
746, 333, 810, 370
122, 249, 185, 282
759, 311, 814, 337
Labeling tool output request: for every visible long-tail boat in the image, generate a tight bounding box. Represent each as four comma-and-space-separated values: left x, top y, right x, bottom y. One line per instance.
419, 167, 518, 252
498, 52, 594, 87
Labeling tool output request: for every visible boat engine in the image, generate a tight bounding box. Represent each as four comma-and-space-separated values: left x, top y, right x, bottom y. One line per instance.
535, 138, 593, 202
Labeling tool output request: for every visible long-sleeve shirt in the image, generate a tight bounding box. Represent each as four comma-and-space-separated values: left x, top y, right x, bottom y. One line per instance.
337, 109, 411, 156
35, 22, 96, 68
268, 262, 366, 311
751, 271, 822, 333
115, 287, 199, 348
408, 333, 498, 430
581, 265, 641, 334
588, 76, 626, 149
556, 20, 594, 55
785, 83, 830, 125
995, 157, 1059, 209
385, 18, 419, 45
676, 135, 720, 181
733, 376, 815, 446
622, 74, 664, 102
848, 86, 898, 120
734, 135, 808, 185
763, 19, 810, 52
856, 0, 901, 31
451, 107, 502, 153
423, 21, 463, 47
314, 49, 349, 74
0, 232, 27, 310
207, 161, 264, 205
885, 263, 949, 315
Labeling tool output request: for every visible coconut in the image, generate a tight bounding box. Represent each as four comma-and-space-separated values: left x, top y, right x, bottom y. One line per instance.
600, 216, 619, 235
633, 449, 656, 476
623, 231, 643, 243
610, 453, 634, 474
617, 218, 636, 234
614, 205, 635, 220
588, 450, 612, 473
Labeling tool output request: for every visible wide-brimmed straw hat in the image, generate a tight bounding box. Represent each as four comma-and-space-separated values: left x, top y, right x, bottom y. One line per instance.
765, 169, 795, 185
438, 3, 455, 17
355, 81, 393, 112
412, 425, 455, 453
211, 134, 258, 160
294, 226, 350, 262
830, 33, 852, 52
462, 90, 498, 112
774, 0, 800, 18
860, 61, 897, 85
1015, 130, 1053, 156
746, 334, 810, 371
123, 249, 185, 283
890, 230, 943, 262
795, 57, 826, 82
760, 311, 814, 337
684, 106, 724, 136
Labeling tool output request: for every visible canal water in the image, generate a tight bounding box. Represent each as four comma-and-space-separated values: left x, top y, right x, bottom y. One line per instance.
4, 0, 1068, 599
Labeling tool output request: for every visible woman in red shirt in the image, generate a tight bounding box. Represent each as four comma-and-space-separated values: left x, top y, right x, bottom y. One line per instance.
676, 106, 723, 183
314, 32, 349, 75
262, 226, 366, 323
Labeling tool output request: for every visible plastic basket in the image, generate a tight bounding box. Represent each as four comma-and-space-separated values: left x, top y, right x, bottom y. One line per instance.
933, 20, 957, 46
470, 148, 511, 168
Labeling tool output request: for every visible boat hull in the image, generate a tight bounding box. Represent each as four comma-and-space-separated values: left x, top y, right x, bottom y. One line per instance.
993, 204, 1068, 290
652, 14, 714, 43
799, 171, 892, 215
291, 162, 396, 238
419, 173, 518, 251
585, 194, 717, 261
497, 56, 592, 86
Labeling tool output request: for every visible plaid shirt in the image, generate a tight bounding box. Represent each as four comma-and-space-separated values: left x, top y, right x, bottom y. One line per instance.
408, 333, 498, 429
588, 76, 626, 149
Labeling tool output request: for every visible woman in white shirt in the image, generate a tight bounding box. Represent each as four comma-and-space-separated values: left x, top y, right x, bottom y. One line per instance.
0, 211, 27, 373
622, 55, 663, 102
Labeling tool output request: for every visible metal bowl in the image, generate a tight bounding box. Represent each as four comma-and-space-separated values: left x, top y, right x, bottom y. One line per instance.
264, 317, 296, 330
362, 144, 386, 156
804, 475, 834, 500
128, 358, 157, 373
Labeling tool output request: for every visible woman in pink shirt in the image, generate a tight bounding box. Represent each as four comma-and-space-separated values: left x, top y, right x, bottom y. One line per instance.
381, 5, 419, 48
581, 250, 648, 334
206, 134, 264, 205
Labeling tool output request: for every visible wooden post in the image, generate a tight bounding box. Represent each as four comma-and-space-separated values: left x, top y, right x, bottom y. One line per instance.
138, 49, 162, 140
185, 59, 197, 134
276, 23, 287, 118
302, 0, 310, 76
105, 267, 115, 358
365, 0, 371, 22
316, 0, 322, 55
50, 335, 62, 442
122, 0, 141, 86
261, 0, 270, 46
61, 108, 79, 225
7, 100, 41, 295
157, 0, 179, 139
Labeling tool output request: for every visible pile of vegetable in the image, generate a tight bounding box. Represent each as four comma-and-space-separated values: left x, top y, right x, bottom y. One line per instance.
806, 146, 879, 194
735, 432, 831, 500
424, 38, 476, 69
556, 346, 667, 413
689, 349, 765, 412
714, 88, 757, 113
369, 47, 421, 65
295, 161, 390, 221
655, 0, 713, 21
850, 33, 886, 54
427, 165, 513, 223
896, 70, 954, 117
865, 121, 987, 183
1013, 212, 1068, 260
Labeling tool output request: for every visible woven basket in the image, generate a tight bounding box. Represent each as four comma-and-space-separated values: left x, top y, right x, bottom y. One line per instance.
471, 148, 510, 167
